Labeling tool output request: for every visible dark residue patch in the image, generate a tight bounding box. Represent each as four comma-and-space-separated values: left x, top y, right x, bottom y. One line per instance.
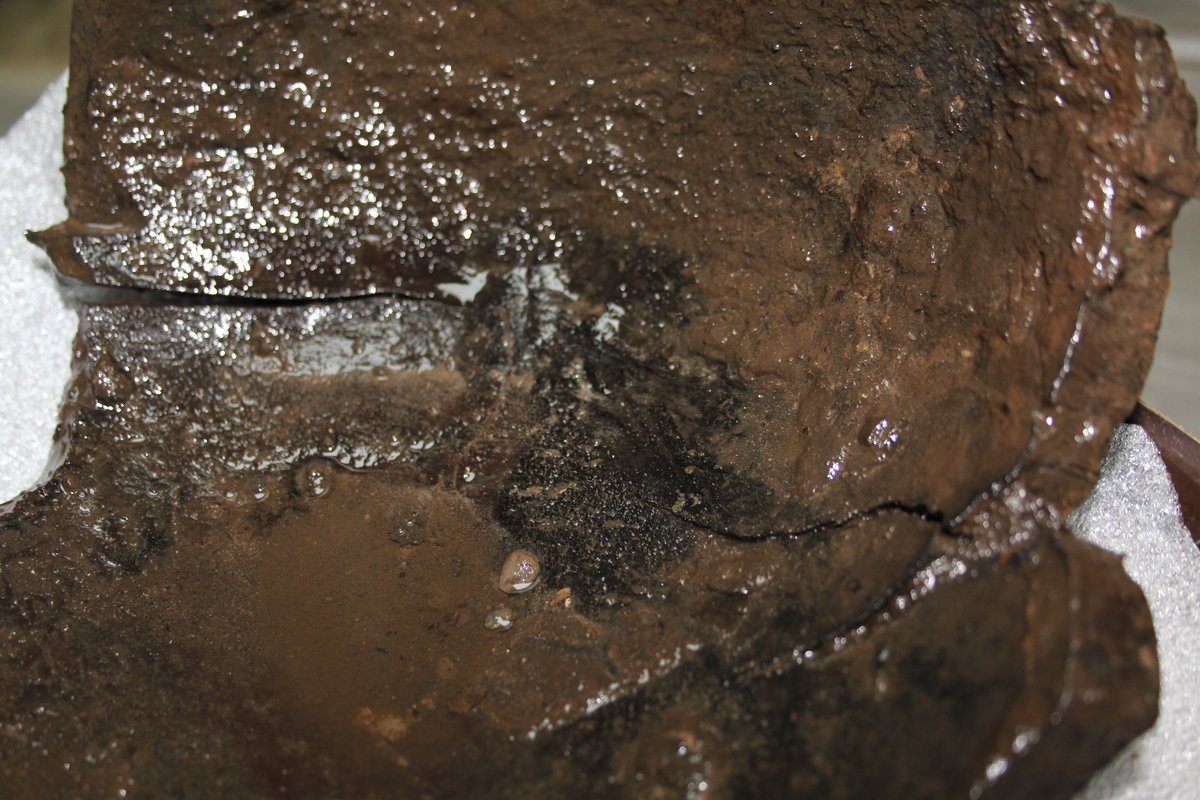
3, 0, 1197, 798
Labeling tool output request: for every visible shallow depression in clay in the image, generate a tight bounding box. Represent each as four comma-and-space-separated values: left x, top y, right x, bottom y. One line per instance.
1, 1, 1197, 798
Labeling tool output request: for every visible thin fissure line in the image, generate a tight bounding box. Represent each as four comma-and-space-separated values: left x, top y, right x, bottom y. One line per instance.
55, 275, 450, 309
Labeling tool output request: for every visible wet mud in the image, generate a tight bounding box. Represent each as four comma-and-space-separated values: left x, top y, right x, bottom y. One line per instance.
3, 0, 1198, 797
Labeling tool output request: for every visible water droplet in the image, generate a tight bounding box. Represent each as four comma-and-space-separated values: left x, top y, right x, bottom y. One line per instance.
389, 504, 429, 544
92, 353, 133, 403
484, 606, 514, 631
318, 427, 339, 455
861, 417, 901, 461
498, 549, 541, 594
1012, 727, 1040, 755
249, 321, 282, 357
295, 458, 335, 497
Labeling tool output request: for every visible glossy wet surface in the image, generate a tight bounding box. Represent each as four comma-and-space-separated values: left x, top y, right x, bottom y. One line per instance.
1, 5, 1196, 437
3, 1, 1198, 797
0, 299, 1158, 798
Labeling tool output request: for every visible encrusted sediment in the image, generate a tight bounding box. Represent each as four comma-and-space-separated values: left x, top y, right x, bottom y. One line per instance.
3, 1, 1197, 797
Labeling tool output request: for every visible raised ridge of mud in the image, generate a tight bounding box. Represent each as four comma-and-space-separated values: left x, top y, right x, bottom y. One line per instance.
4, 1, 1197, 797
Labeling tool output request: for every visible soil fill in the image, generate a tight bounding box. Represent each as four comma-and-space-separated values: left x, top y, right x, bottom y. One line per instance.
4, 1, 1197, 797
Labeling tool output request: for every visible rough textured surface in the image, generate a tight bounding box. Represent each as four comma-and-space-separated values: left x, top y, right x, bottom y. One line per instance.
0, 302, 1161, 799
32, 0, 1200, 535
2, 0, 1198, 797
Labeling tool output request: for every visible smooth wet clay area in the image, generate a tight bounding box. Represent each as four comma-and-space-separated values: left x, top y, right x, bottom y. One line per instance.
2, 0, 1198, 797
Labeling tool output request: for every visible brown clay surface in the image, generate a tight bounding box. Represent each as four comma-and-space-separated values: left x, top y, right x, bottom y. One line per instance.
4, 0, 1199, 797
0, 301, 1162, 798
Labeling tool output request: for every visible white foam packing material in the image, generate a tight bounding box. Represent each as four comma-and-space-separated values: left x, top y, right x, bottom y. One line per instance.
0, 79, 1196, 798
0, 76, 75, 505
1072, 425, 1200, 799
